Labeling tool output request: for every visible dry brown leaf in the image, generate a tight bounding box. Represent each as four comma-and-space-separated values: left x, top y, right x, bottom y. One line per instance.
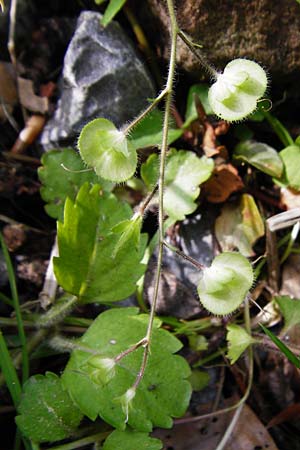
3, 224, 27, 252
18, 77, 49, 114
202, 121, 220, 157
153, 403, 278, 450
226, 404, 279, 450
267, 403, 300, 429
281, 187, 300, 210
194, 94, 229, 157
215, 193, 264, 256
203, 163, 244, 203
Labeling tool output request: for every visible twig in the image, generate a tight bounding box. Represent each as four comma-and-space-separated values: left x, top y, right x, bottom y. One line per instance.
0, 214, 47, 234
39, 236, 59, 309
265, 221, 280, 293
7, 0, 17, 67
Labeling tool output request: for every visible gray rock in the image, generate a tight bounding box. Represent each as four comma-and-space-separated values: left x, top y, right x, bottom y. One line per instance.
40, 11, 156, 149
144, 208, 217, 319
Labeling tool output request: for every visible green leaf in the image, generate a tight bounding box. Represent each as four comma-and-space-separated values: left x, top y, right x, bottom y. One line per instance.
54, 183, 146, 303
38, 148, 112, 221
78, 118, 137, 182
264, 112, 294, 147
233, 124, 254, 141
226, 324, 256, 364
197, 252, 254, 315
278, 145, 300, 190
62, 308, 191, 430
188, 370, 210, 391
208, 59, 267, 122
188, 334, 208, 352
234, 140, 283, 178
16, 372, 83, 443
112, 214, 142, 257
275, 295, 300, 333
183, 83, 213, 127
215, 194, 265, 256
248, 106, 265, 122
141, 149, 213, 220
103, 429, 162, 450
128, 109, 182, 150
101, 0, 127, 26
260, 324, 300, 368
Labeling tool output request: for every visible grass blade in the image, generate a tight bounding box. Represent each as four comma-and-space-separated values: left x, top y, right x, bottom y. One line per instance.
0, 232, 29, 382
0, 329, 22, 407
0, 292, 13, 307
101, 0, 127, 26
260, 323, 300, 368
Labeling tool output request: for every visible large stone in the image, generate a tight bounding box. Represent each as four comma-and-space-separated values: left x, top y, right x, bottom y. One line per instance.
136, 0, 300, 84
40, 11, 155, 149
144, 208, 217, 318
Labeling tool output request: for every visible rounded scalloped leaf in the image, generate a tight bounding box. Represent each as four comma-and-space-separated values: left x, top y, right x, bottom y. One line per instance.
38, 148, 113, 222
197, 252, 254, 315
208, 59, 267, 122
15, 372, 83, 443
78, 118, 137, 182
103, 429, 163, 450
141, 149, 214, 221
62, 307, 191, 432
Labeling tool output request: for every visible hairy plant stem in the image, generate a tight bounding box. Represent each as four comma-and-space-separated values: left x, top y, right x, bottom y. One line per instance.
131, 0, 178, 390
177, 30, 218, 79
137, 184, 158, 216
38, 295, 78, 328
122, 88, 168, 136
114, 338, 147, 364
163, 240, 205, 270
49, 335, 103, 356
